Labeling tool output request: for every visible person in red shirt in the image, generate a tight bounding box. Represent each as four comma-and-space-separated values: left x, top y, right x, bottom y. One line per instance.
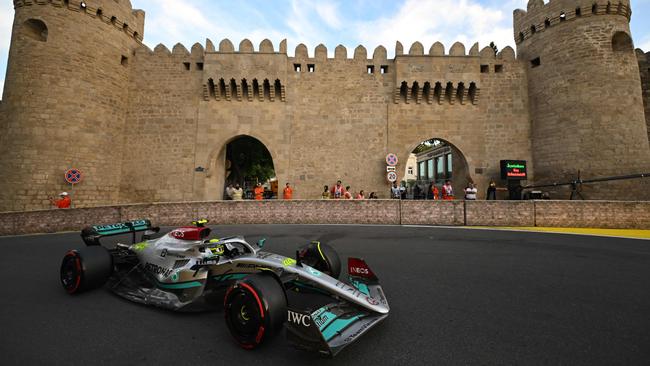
283, 183, 293, 200
330, 180, 346, 199
442, 180, 454, 200
254, 183, 264, 200
50, 192, 71, 208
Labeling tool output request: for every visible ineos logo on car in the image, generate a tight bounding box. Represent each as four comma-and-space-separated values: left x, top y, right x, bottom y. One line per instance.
350, 267, 369, 275
288, 310, 311, 327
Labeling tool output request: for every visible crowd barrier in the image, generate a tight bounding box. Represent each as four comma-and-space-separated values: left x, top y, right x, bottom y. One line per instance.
0, 200, 649, 236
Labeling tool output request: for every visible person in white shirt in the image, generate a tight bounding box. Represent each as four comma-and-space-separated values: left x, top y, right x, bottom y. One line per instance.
464, 183, 478, 200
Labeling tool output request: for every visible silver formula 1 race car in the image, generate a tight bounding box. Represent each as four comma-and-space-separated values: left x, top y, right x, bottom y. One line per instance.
59, 219, 389, 357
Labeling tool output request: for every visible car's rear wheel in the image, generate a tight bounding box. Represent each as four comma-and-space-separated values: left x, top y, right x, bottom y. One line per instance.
224, 273, 286, 349
60, 246, 113, 294
298, 241, 341, 278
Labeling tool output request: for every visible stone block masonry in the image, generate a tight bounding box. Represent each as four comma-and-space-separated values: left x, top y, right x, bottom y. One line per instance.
1, 0, 649, 211
1, 200, 649, 236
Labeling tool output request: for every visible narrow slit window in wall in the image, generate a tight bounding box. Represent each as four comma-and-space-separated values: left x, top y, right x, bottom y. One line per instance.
183, 62, 190, 71
196, 62, 204, 71
307, 64, 315, 73
480, 65, 489, 73
380, 65, 388, 74
367, 65, 375, 74
531, 57, 541, 68
495, 65, 504, 73
293, 64, 301, 72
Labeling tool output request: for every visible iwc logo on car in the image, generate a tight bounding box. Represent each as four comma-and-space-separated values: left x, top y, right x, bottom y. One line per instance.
288, 310, 311, 327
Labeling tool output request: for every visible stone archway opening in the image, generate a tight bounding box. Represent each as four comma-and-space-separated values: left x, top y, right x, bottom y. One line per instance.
224, 136, 276, 199
404, 138, 471, 199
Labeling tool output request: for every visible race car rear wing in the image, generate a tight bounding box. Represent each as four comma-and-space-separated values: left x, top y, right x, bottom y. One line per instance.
81, 219, 159, 246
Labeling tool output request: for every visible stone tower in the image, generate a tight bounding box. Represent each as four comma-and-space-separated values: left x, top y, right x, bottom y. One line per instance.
515, 0, 650, 199
0, 0, 144, 210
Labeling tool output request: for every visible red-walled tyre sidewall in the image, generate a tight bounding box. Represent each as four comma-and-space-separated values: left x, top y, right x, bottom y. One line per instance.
224, 273, 287, 349
60, 246, 113, 294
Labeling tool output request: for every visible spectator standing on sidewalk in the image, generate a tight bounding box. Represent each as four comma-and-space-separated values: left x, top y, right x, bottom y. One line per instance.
464, 183, 478, 200
321, 185, 330, 199
49, 192, 71, 209
442, 180, 454, 200
344, 186, 353, 199
283, 183, 293, 200
331, 180, 345, 199
391, 182, 401, 199
225, 184, 234, 200
486, 180, 497, 200
232, 184, 244, 200
356, 190, 366, 199
254, 183, 264, 200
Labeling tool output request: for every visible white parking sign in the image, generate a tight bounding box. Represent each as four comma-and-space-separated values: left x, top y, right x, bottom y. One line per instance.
387, 171, 398, 182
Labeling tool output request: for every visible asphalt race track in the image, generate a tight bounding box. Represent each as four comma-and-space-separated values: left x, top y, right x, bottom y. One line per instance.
1, 225, 649, 365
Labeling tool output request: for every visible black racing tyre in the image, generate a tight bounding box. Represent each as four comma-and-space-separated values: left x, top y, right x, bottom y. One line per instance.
60, 246, 113, 294
224, 273, 287, 349
298, 241, 341, 278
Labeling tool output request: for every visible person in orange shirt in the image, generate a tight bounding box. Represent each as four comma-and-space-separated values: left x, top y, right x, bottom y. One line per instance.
254, 183, 264, 200
432, 185, 440, 200
283, 182, 293, 200
49, 192, 71, 208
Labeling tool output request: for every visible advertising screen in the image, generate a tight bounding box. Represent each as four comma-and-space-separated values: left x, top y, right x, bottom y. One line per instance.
500, 160, 527, 180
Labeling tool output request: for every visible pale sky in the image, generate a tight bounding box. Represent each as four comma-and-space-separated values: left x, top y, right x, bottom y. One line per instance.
1, 0, 650, 100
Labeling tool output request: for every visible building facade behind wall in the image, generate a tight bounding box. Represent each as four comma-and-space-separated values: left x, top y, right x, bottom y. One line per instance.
0, 0, 649, 211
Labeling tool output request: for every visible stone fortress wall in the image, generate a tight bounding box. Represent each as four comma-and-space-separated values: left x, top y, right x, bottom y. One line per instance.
0, 0, 649, 212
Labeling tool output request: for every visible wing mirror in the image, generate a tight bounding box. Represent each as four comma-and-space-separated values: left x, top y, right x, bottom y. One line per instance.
257, 238, 266, 248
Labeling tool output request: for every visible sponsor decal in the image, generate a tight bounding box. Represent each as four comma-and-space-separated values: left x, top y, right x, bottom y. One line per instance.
306, 266, 321, 276
144, 262, 173, 277
288, 310, 311, 327
366, 296, 379, 305
311, 306, 329, 318
343, 317, 379, 344
170, 272, 179, 282
336, 281, 362, 298
236, 263, 265, 270
350, 267, 369, 275
160, 249, 167, 258
282, 258, 297, 267
314, 312, 330, 328
257, 252, 273, 259
132, 242, 148, 251
171, 230, 184, 239
195, 257, 219, 266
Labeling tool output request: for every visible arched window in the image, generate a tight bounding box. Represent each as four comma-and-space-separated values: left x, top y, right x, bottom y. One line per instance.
208, 78, 215, 98
519, 32, 525, 43
218, 78, 227, 99
575, 7, 582, 17
241, 79, 249, 100
530, 25, 536, 34
592, 3, 598, 14
423, 82, 431, 103
252, 79, 260, 99
434, 82, 443, 102
411, 81, 419, 103
23, 19, 48, 42
96, 8, 103, 18
399, 81, 408, 103
263, 79, 271, 100
545, 18, 551, 28
612, 31, 633, 52
559, 11, 566, 21
274, 79, 282, 101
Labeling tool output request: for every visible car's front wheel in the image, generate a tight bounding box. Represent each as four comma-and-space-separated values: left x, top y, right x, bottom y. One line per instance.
60, 246, 112, 294
224, 273, 287, 349
298, 241, 341, 278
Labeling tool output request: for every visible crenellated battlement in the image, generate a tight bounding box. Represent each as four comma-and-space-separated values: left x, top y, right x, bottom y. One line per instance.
514, 0, 631, 45
141, 38, 516, 62
13, 0, 145, 42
